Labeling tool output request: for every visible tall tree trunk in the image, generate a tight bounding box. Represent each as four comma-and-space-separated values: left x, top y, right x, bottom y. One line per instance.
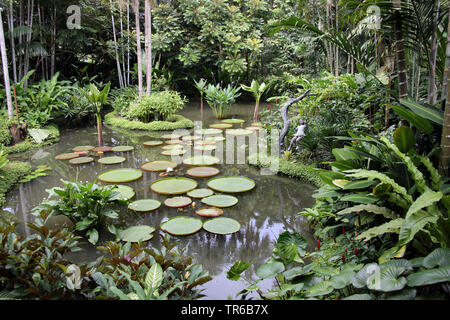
8, 2, 17, 83
144, 0, 152, 96
23, 0, 34, 87
50, 5, 56, 77
334, 0, 339, 77
127, 0, 131, 87
393, 0, 409, 99
119, 2, 127, 86
110, 0, 124, 88
428, 0, 440, 105
438, 7, 450, 176
134, 0, 143, 98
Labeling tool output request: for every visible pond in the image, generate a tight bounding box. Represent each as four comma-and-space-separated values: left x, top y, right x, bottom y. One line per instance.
3, 103, 317, 299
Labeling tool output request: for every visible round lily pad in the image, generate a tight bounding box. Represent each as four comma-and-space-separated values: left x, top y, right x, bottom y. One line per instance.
116, 185, 135, 200
112, 145, 134, 152
210, 123, 233, 129
205, 136, 226, 142
74, 150, 89, 156
201, 194, 238, 208
207, 176, 256, 193
164, 196, 192, 208
194, 140, 217, 146
69, 156, 94, 165
55, 153, 79, 160
141, 160, 178, 172
182, 155, 220, 166
98, 156, 126, 165
98, 168, 143, 183
161, 149, 186, 156
93, 146, 113, 152
162, 144, 184, 150
194, 145, 216, 152
221, 119, 245, 124
150, 177, 198, 195
202, 217, 241, 235
225, 129, 253, 136
186, 166, 220, 178
197, 128, 222, 135
182, 135, 201, 142
165, 140, 183, 145
143, 140, 163, 147
187, 188, 214, 199
195, 207, 223, 217
161, 134, 181, 140
120, 225, 155, 242
160, 216, 203, 236
128, 199, 161, 212
72, 145, 95, 152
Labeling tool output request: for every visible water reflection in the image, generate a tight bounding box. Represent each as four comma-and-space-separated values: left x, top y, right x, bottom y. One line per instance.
3, 104, 316, 299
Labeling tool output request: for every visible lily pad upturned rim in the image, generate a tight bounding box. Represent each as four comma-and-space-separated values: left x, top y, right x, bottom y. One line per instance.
197, 128, 223, 135
128, 199, 162, 212
194, 145, 216, 152
160, 216, 203, 236
98, 168, 143, 183
165, 140, 183, 145
161, 149, 187, 156
207, 176, 256, 193
209, 123, 233, 129
201, 194, 239, 208
225, 129, 254, 136
182, 155, 220, 166
195, 206, 224, 217
69, 156, 94, 165
143, 140, 164, 147
141, 160, 178, 172
186, 166, 220, 178
164, 196, 192, 208
72, 145, 95, 152
116, 185, 135, 200
55, 153, 80, 160
221, 118, 245, 124
186, 188, 214, 198
98, 156, 126, 165
93, 146, 113, 152
120, 225, 155, 242
202, 217, 241, 235
111, 145, 135, 152
150, 177, 198, 195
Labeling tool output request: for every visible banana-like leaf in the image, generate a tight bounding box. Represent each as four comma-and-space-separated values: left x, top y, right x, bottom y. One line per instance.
389, 104, 433, 134
340, 194, 377, 204
398, 210, 439, 246
356, 219, 405, 242
342, 179, 376, 190
337, 204, 399, 219
405, 190, 443, 220
400, 99, 443, 126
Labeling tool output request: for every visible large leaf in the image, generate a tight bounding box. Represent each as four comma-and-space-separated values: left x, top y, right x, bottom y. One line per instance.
340, 194, 377, 204
256, 261, 285, 279
393, 126, 415, 153
389, 104, 433, 134
368, 266, 407, 292
331, 270, 355, 289
145, 263, 163, 291
356, 219, 405, 242
305, 281, 334, 297
422, 248, 450, 269
405, 190, 443, 220
398, 210, 439, 246
406, 266, 450, 286
337, 204, 399, 219
342, 294, 373, 300
400, 99, 443, 126
342, 179, 376, 190
28, 128, 52, 144
227, 261, 251, 281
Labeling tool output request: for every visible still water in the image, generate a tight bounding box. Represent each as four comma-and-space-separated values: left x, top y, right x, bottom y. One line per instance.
3, 103, 316, 299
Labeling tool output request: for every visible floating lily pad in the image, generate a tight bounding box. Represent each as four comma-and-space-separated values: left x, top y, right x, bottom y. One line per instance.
164, 196, 192, 208
112, 145, 134, 152
72, 145, 95, 152
93, 146, 113, 152
251, 122, 263, 127
187, 188, 214, 198
165, 140, 183, 145
182, 155, 220, 166
116, 185, 135, 200
194, 140, 217, 146
207, 176, 256, 193
161, 134, 181, 140
161, 149, 187, 156
128, 199, 161, 212
162, 144, 184, 150
120, 225, 155, 242
246, 126, 260, 131
186, 166, 220, 178
143, 140, 163, 147
225, 129, 254, 136
74, 150, 89, 156
201, 194, 238, 208
194, 145, 216, 152
160, 216, 203, 236
210, 123, 233, 129
141, 160, 178, 172
205, 136, 226, 142
55, 153, 79, 160
197, 128, 222, 135
202, 217, 241, 235
221, 118, 245, 124
98, 156, 126, 165
69, 156, 94, 165
98, 168, 143, 183
182, 135, 201, 142
150, 177, 198, 195
195, 207, 223, 217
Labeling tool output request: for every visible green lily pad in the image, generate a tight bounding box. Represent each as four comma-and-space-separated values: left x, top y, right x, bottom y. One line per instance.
251, 122, 262, 127
210, 123, 233, 129
164, 196, 192, 208
120, 225, 155, 242
165, 140, 183, 145
160, 216, 203, 236
93, 146, 113, 152
194, 145, 216, 152
182, 135, 201, 142
186, 166, 220, 178
194, 140, 217, 146
195, 207, 223, 217
182, 155, 220, 166
98, 168, 143, 183
150, 177, 198, 195
225, 129, 253, 136
197, 128, 223, 135
205, 136, 226, 142
128, 199, 161, 212
246, 126, 260, 131
72, 145, 95, 152
116, 185, 135, 200
201, 194, 238, 208
202, 217, 241, 235
112, 145, 134, 152
162, 144, 184, 150
221, 119, 245, 124
98, 156, 126, 165
187, 188, 214, 198
141, 160, 178, 172
161, 149, 187, 156
207, 176, 256, 193
143, 140, 163, 147
55, 153, 79, 160
161, 134, 181, 140
69, 156, 94, 165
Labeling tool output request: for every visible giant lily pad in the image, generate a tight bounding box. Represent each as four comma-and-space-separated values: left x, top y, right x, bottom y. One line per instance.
161, 149, 186, 156
98, 156, 126, 165
202, 217, 241, 235
186, 166, 220, 178
194, 140, 217, 146
225, 129, 253, 136
160, 216, 203, 236
182, 135, 201, 142
161, 133, 181, 140
165, 140, 183, 145
205, 136, 226, 142
128, 199, 161, 212
141, 160, 178, 172
69, 156, 94, 165
197, 128, 222, 135
207, 176, 255, 193
143, 140, 163, 147
120, 225, 155, 242
93, 146, 113, 152
194, 145, 216, 152
195, 207, 223, 217
210, 123, 233, 129
221, 119, 245, 124
182, 155, 220, 166
164, 196, 192, 208
201, 194, 238, 208
187, 188, 214, 198
55, 153, 79, 160
112, 145, 134, 152
116, 185, 135, 200
162, 144, 184, 150
98, 168, 143, 183
150, 177, 197, 195
72, 145, 95, 152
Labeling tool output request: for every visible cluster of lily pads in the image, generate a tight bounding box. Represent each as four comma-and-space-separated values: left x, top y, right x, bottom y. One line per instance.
54, 145, 135, 165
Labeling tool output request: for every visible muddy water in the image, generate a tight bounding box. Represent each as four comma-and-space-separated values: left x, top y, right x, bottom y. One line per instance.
3, 103, 316, 299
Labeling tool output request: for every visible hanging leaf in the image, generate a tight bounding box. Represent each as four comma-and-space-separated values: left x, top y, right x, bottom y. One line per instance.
389, 104, 433, 134
227, 261, 251, 281
400, 99, 443, 126
393, 126, 415, 153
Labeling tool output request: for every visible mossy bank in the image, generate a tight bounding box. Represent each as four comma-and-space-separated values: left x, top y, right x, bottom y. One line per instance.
1, 124, 60, 154
104, 111, 194, 131
0, 161, 32, 207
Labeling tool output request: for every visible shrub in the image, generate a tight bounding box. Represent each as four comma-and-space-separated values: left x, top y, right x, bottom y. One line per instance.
104, 112, 194, 131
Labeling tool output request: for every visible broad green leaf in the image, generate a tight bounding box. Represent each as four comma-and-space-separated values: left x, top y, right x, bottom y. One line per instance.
305, 280, 334, 297
342, 294, 373, 300
356, 219, 405, 242
256, 261, 285, 279
332, 148, 361, 161
405, 190, 442, 220
406, 266, 450, 286
400, 99, 443, 126
110, 286, 131, 300
398, 210, 439, 246
340, 194, 377, 204
282, 266, 308, 280
369, 266, 407, 292
342, 179, 376, 190
337, 204, 398, 219
86, 228, 99, 245
331, 270, 355, 289
384, 288, 417, 300
389, 104, 433, 134
393, 126, 415, 153
227, 261, 251, 281
145, 263, 163, 291
422, 248, 450, 268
